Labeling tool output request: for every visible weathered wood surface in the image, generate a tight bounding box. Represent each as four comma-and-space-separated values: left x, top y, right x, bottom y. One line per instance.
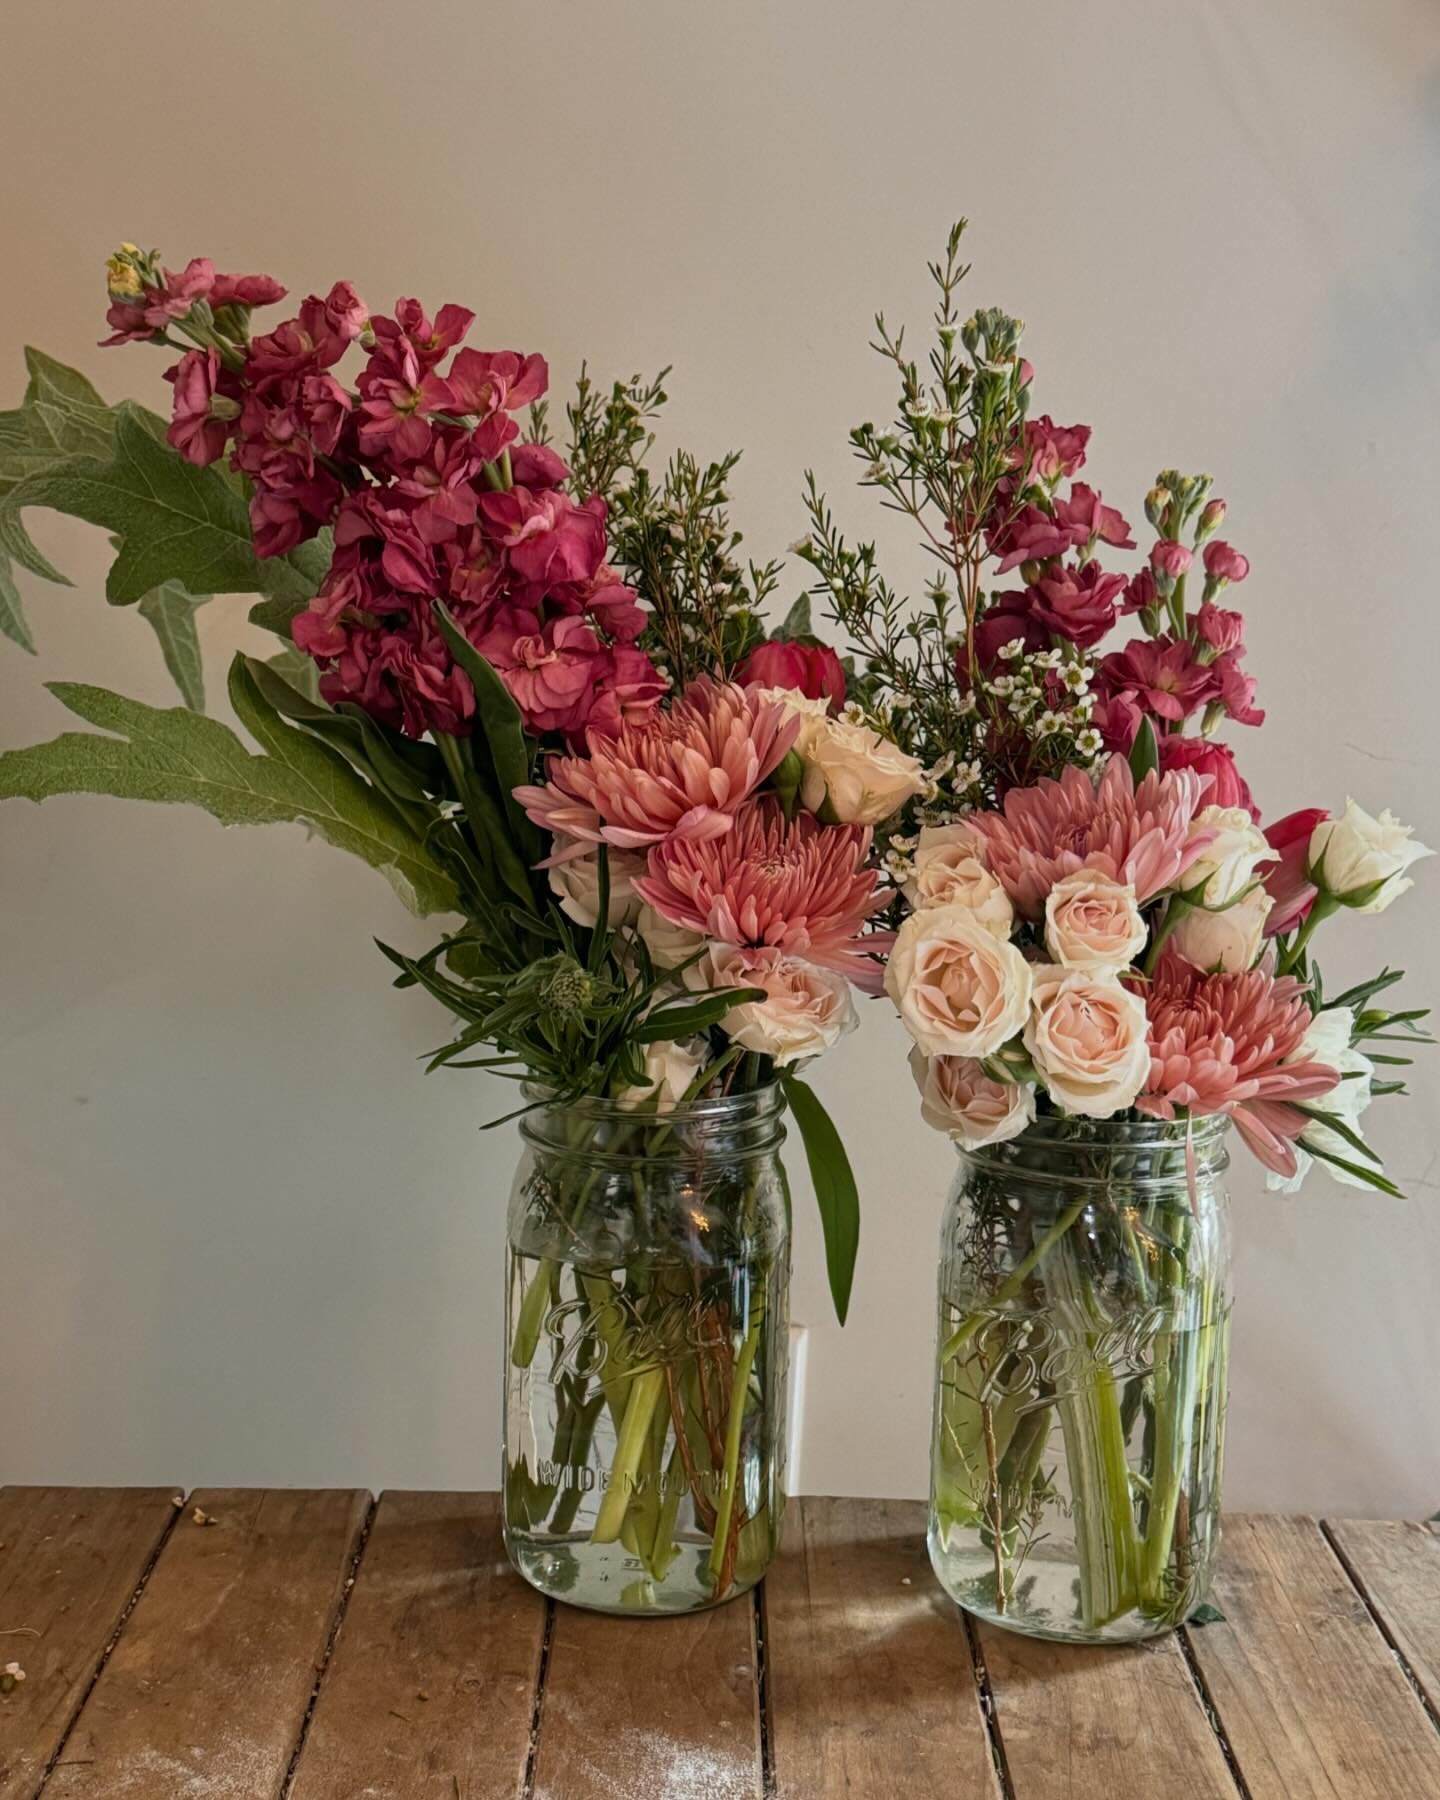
37, 1488, 369, 1800
763, 1496, 997, 1797
0, 1487, 178, 1800
287, 1492, 546, 1800
2, 1493, 1438, 1798
1185, 1513, 1440, 1799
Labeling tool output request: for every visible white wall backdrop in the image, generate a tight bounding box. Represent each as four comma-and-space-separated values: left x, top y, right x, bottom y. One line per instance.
2, 0, 1438, 1514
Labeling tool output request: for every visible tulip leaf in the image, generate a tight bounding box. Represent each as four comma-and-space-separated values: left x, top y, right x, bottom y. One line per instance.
1, 401, 327, 608
0, 671, 460, 917
1129, 714, 1159, 785
433, 600, 543, 860
780, 1071, 860, 1325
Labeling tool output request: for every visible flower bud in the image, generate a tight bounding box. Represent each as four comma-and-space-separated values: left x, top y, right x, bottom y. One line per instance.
105, 244, 148, 302
207, 393, 242, 422
1196, 497, 1227, 541
1144, 486, 1171, 530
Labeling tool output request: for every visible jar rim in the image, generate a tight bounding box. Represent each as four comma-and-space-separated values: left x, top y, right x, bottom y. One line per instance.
985, 1113, 1232, 1148
518, 1080, 785, 1124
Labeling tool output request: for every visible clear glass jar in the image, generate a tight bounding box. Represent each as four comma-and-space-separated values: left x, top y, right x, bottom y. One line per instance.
503, 1085, 790, 1614
929, 1116, 1232, 1644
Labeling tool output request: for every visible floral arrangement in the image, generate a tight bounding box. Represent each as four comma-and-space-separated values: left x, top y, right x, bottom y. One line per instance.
800, 223, 1431, 1191
0, 244, 939, 1325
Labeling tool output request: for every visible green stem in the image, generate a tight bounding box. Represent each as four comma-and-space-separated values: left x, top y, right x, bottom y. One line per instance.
706, 1317, 762, 1585
590, 1366, 666, 1544
940, 1193, 1089, 1364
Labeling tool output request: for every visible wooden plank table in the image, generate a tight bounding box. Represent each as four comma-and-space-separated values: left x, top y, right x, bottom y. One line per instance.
2, 1491, 1437, 1798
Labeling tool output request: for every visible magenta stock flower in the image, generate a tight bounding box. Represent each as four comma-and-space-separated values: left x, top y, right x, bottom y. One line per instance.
1193, 602, 1245, 657
514, 679, 798, 854
165, 348, 231, 467
1135, 953, 1340, 1177
480, 488, 607, 587
1203, 540, 1250, 586
1096, 637, 1215, 724
1213, 651, 1264, 726
967, 754, 1217, 917
633, 798, 890, 992
991, 504, 1075, 574
211, 271, 288, 309
1120, 568, 1158, 616
1149, 539, 1193, 583
1025, 560, 1127, 647
423, 348, 549, 418
1022, 416, 1091, 485
1053, 483, 1134, 553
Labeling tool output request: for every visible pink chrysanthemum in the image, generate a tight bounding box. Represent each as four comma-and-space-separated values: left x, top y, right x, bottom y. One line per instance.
1133, 953, 1340, 1176
967, 754, 1216, 917
633, 798, 892, 993
514, 678, 798, 858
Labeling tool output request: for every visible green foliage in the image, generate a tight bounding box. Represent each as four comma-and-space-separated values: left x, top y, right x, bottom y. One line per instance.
0, 559, 35, 653
780, 1072, 860, 1325
3, 401, 324, 606
1129, 715, 1160, 785
0, 670, 460, 917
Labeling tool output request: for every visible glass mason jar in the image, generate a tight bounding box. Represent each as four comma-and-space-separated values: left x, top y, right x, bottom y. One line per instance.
929, 1116, 1232, 1644
503, 1085, 790, 1615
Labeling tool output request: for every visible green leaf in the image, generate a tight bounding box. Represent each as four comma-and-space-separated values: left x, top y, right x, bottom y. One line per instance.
2, 402, 324, 607
1129, 715, 1159, 785
1303, 1138, 1404, 1197
780, 1072, 860, 1325
630, 988, 765, 1044
21, 349, 115, 458
0, 673, 459, 917
0, 558, 35, 654
137, 579, 207, 710
1187, 1601, 1225, 1627
433, 600, 542, 860
264, 643, 321, 701
775, 593, 813, 641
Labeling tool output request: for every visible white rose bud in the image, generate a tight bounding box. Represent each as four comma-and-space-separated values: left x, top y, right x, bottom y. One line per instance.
616, 1038, 709, 1112
1309, 799, 1433, 914
786, 709, 927, 826
1185, 806, 1277, 904
1043, 870, 1147, 973
1169, 883, 1273, 974
689, 944, 858, 1066
885, 903, 1033, 1059
903, 824, 1013, 937
908, 1045, 1036, 1149
634, 903, 707, 970
1023, 965, 1151, 1118
548, 840, 647, 928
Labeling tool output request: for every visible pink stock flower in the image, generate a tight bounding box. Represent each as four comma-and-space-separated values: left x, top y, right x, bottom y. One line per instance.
1092, 692, 1143, 754
299, 373, 354, 456
514, 678, 799, 855
1193, 602, 1245, 657
1096, 637, 1215, 724
480, 488, 607, 586
211, 271, 287, 309
1263, 807, 1329, 934
991, 504, 1075, 574
957, 597, 1048, 683
307, 280, 369, 349
476, 610, 609, 737
633, 798, 890, 992
1026, 560, 1127, 648
423, 348, 548, 418
1203, 541, 1250, 585
581, 575, 648, 642
165, 348, 231, 467
249, 476, 340, 557
585, 644, 669, 739
321, 608, 476, 738
333, 491, 438, 593
1158, 735, 1256, 820
1212, 651, 1265, 726
1053, 483, 1134, 552
737, 638, 846, 708
372, 299, 474, 371
1134, 953, 1340, 1176
1149, 540, 1194, 583
1022, 416, 1091, 485
101, 258, 216, 344
1120, 568, 1159, 616
509, 442, 570, 489
967, 754, 1217, 917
